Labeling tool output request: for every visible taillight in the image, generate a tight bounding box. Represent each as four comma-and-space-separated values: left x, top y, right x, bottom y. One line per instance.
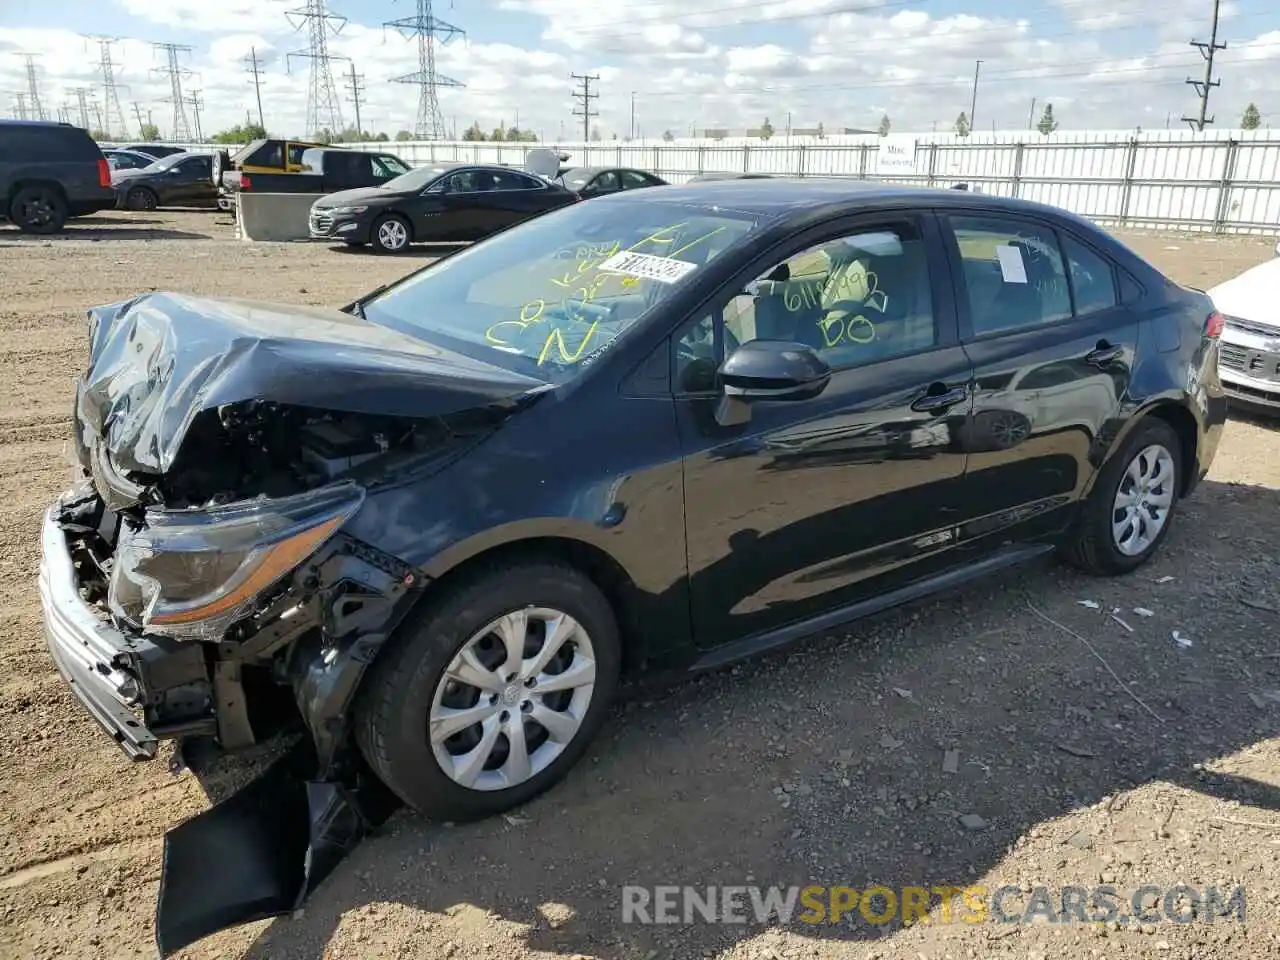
240, 175, 252, 191
1204, 310, 1225, 338
97, 158, 111, 188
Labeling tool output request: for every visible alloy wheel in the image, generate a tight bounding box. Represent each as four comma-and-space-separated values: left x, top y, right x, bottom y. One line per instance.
377, 219, 408, 251
1111, 443, 1176, 556
428, 607, 597, 792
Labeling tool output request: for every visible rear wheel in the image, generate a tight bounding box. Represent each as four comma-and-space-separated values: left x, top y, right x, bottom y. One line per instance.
9, 186, 67, 234
1063, 417, 1182, 575
125, 187, 158, 212
355, 560, 621, 821
370, 213, 410, 253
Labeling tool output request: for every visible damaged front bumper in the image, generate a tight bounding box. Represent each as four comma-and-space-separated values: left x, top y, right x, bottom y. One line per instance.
39, 485, 419, 955
39, 501, 212, 759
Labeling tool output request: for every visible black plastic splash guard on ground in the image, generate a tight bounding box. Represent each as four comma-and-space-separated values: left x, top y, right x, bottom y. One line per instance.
154, 749, 401, 956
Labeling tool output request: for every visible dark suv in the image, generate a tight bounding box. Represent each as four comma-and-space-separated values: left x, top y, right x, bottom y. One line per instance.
0, 120, 115, 233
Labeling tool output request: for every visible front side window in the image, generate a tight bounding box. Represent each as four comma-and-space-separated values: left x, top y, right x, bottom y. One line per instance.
673, 221, 938, 392
362, 199, 759, 383
620, 170, 652, 189
950, 215, 1071, 337
287, 143, 308, 165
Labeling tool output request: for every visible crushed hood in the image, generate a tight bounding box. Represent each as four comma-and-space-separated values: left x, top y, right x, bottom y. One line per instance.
1208, 257, 1280, 331
77, 292, 548, 476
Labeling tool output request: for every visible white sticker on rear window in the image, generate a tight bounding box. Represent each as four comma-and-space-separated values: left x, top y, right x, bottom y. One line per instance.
995, 244, 1029, 284
598, 251, 697, 284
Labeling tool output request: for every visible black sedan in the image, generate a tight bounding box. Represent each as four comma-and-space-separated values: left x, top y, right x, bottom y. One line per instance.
309, 162, 579, 253
42, 179, 1225, 951
558, 165, 667, 198
120, 143, 188, 159
112, 151, 218, 210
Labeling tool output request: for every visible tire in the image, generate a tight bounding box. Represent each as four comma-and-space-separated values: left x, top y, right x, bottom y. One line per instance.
211, 149, 230, 187
355, 560, 622, 821
9, 186, 68, 234
1063, 417, 1183, 576
370, 213, 411, 253
125, 187, 158, 212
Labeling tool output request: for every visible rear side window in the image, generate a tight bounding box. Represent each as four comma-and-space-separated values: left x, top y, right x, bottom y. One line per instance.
287, 144, 309, 165
1061, 234, 1118, 315
949, 215, 1071, 337
492, 170, 544, 191
620, 170, 652, 189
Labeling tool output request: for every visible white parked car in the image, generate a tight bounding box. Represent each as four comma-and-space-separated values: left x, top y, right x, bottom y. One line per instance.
1207, 241, 1280, 411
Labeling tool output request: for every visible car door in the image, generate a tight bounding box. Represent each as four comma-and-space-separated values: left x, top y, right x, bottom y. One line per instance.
409, 169, 479, 241
940, 211, 1139, 545
673, 212, 974, 649
487, 170, 559, 233
159, 156, 212, 205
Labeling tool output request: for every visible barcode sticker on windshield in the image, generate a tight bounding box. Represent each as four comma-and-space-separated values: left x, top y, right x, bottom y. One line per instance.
598, 251, 698, 284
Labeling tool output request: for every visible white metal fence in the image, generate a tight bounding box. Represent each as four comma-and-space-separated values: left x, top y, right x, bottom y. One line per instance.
123, 129, 1280, 236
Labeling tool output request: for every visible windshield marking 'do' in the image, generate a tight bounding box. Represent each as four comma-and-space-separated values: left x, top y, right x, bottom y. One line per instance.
484, 222, 728, 367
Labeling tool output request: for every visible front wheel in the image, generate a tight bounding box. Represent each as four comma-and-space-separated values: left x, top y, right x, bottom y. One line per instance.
1063, 417, 1183, 575
370, 213, 411, 253
355, 560, 621, 821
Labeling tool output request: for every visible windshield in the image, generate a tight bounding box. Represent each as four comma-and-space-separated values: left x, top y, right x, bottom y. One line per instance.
361, 198, 760, 383
144, 153, 187, 172
382, 165, 455, 192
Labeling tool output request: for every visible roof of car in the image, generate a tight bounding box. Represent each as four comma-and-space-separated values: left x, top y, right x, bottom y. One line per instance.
631, 176, 1093, 226
0, 119, 80, 128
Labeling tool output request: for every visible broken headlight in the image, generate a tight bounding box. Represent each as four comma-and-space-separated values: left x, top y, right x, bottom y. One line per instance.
109, 482, 365, 639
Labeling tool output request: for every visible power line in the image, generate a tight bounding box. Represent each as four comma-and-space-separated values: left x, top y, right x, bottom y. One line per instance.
244, 46, 266, 131
13, 54, 46, 121
1183, 0, 1227, 132
287, 0, 349, 138
570, 72, 599, 142
84, 36, 130, 140
636, 39, 1280, 101
152, 42, 195, 141
345, 61, 366, 134
384, 0, 464, 141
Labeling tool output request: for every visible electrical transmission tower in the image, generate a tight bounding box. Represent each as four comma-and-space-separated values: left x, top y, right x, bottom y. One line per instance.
12, 93, 28, 121
1182, 0, 1226, 132
570, 73, 599, 142
287, 0, 349, 137
68, 87, 94, 131
14, 54, 47, 121
345, 62, 366, 135
84, 36, 129, 139
244, 47, 266, 130
187, 89, 205, 141
152, 42, 195, 141
384, 0, 464, 140
131, 102, 148, 138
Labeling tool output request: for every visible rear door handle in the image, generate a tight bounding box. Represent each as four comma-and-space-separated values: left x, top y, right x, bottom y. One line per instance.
1085, 342, 1124, 366
911, 385, 968, 413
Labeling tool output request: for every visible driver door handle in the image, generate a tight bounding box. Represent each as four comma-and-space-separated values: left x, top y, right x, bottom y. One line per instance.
911, 384, 968, 413
1085, 341, 1124, 366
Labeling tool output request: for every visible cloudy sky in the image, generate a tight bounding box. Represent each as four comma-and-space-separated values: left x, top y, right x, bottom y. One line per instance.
0, 0, 1278, 141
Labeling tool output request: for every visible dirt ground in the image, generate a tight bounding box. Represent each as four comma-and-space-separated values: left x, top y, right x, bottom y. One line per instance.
0, 210, 1278, 960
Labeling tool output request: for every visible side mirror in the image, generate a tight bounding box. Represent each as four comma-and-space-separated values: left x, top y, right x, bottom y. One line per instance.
714, 340, 831, 426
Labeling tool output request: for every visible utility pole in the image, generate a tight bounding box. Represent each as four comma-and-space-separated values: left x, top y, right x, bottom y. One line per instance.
570, 72, 599, 142
968, 59, 982, 132
629, 91, 636, 140
1027, 97, 1036, 130
346, 61, 365, 136
1182, 0, 1226, 132
244, 46, 266, 131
